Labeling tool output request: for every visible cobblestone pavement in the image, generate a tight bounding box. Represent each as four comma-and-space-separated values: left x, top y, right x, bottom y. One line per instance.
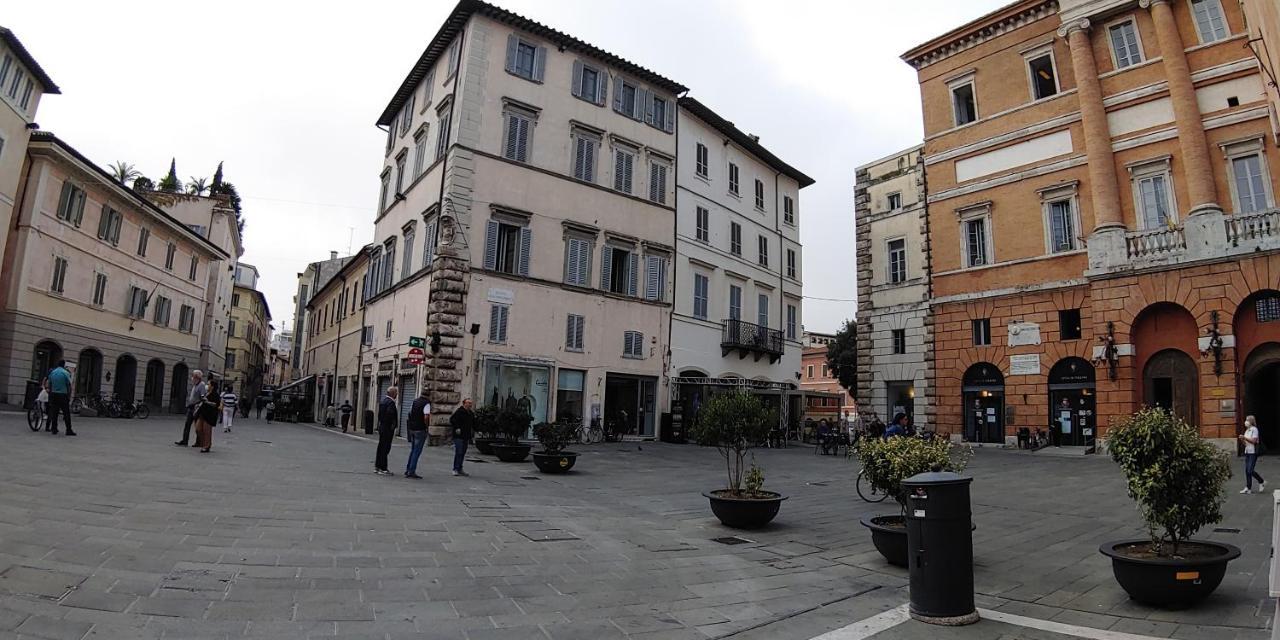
0, 412, 1272, 639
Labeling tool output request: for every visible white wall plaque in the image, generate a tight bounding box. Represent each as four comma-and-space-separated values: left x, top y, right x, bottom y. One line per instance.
1009, 354, 1040, 376
1007, 321, 1042, 347
487, 288, 514, 304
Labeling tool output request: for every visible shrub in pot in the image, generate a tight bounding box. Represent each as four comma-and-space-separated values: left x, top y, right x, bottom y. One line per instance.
855, 435, 969, 567
1100, 407, 1239, 607
472, 406, 501, 455
532, 420, 579, 473
490, 409, 533, 462
690, 391, 786, 529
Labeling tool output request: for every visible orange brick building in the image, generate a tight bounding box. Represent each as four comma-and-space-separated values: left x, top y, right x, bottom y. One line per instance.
902, 0, 1280, 449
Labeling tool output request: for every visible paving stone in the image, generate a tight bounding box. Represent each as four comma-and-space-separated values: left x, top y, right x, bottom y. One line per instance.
59, 589, 137, 612
14, 614, 92, 640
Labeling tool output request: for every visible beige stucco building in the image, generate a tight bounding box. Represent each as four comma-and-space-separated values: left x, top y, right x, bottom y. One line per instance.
291, 252, 347, 383
301, 247, 370, 424
0, 133, 227, 410
226, 270, 271, 403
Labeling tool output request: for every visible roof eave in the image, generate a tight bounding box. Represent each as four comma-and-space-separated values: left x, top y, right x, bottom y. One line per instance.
678, 97, 815, 188
0, 27, 60, 94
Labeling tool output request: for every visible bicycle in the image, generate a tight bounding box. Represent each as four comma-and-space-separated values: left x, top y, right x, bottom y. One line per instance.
856, 468, 889, 503
27, 404, 45, 432
578, 419, 603, 445
129, 400, 150, 419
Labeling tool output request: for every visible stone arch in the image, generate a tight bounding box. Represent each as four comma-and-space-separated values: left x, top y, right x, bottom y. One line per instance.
76, 349, 103, 398
144, 359, 165, 408
30, 340, 62, 382
113, 354, 138, 404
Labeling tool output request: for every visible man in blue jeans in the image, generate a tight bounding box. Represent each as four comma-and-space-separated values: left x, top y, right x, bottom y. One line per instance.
46, 360, 76, 436
450, 398, 474, 477
404, 387, 431, 479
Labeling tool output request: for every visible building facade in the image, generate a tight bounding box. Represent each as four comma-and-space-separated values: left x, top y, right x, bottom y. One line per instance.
291, 252, 347, 382
903, 0, 1280, 449
855, 145, 930, 425
0, 133, 226, 411
0, 29, 58, 286
800, 345, 854, 423
226, 284, 270, 402
670, 97, 812, 430
301, 247, 370, 423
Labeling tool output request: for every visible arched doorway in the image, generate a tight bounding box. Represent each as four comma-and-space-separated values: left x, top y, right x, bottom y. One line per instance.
1048, 357, 1096, 447
962, 362, 1004, 443
1243, 342, 1280, 453
76, 349, 103, 398
1143, 349, 1198, 424
114, 355, 138, 404
30, 340, 62, 381
170, 363, 189, 414
144, 360, 165, 408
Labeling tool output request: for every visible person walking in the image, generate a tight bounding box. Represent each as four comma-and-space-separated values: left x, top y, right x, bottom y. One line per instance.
45, 362, 75, 436
449, 398, 474, 477
374, 386, 399, 476
404, 387, 431, 479
195, 381, 221, 453
176, 370, 206, 446
1240, 415, 1266, 494
221, 386, 238, 433
339, 400, 353, 432
255, 396, 264, 420
265, 399, 276, 423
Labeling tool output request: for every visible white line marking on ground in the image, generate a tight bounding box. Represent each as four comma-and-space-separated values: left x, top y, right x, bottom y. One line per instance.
807, 604, 910, 639
978, 609, 1164, 640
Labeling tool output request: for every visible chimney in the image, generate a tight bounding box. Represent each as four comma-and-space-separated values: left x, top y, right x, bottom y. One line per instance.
748, 134, 760, 143
330, 251, 338, 260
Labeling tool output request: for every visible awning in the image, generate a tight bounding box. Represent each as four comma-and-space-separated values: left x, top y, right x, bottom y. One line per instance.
277, 375, 315, 394
672, 376, 795, 391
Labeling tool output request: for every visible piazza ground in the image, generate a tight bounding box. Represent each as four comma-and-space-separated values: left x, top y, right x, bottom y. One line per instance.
0, 412, 1273, 640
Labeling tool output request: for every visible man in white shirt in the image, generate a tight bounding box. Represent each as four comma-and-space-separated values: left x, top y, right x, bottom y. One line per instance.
1239, 415, 1265, 494
221, 387, 238, 433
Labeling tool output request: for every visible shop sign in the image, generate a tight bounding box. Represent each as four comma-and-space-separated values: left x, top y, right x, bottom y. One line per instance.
378, 360, 394, 374
1009, 354, 1040, 376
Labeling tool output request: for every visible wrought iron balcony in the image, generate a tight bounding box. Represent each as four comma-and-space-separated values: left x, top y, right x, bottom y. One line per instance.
721, 318, 784, 363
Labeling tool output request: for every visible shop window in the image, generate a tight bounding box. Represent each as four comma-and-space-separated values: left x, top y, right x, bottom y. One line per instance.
482, 360, 549, 427
1060, 309, 1082, 339
556, 369, 585, 423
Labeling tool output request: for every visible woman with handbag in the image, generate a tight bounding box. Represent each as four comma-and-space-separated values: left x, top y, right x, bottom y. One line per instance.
196, 382, 221, 453
1239, 415, 1266, 494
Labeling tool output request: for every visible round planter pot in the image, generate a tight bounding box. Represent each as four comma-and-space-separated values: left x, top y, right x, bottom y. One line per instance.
490, 443, 532, 463
703, 490, 787, 529
474, 438, 497, 455
1099, 539, 1242, 608
860, 515, 908, 567
532, 451, 578, 473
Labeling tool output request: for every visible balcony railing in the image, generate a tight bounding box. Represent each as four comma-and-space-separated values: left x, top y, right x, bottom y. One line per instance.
1226, 209, 1280, 246
721, 318, 784, 363
1125, 225, 1185, 260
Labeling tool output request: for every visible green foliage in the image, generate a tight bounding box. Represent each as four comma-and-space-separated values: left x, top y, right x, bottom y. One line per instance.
188, 177, 209, 196
1107, 408, 1230, 556
856, 436, 970, 509
211, 161, 224, 190
473, 405, 500, 439
744, 458, 765, 494
158, 158, 181, 193
826, 319, 858, 393
533, 421, 577, 454
131, 176, 154, 192
108, 161, 141, 185
496, 409, 532, 442
688, 391, 777, 495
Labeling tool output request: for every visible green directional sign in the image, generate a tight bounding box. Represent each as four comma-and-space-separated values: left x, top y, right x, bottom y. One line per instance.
408, 336, 426, 348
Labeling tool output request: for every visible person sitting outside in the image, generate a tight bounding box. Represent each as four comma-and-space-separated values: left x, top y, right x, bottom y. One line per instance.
885, 413, 908, 438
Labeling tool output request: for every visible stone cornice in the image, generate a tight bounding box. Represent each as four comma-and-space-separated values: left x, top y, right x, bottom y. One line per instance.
903, 0, 1058, 70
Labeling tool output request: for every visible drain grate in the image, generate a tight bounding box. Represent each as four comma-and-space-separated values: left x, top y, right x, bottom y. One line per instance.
1213, 527, 1242, 534
807, 481, 829, 487
712, 536, 754, 545
520, 476, 540, 480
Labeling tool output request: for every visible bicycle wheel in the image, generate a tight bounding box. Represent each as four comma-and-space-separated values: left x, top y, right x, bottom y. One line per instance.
589, 427, 603, 444
27, 407, 41, 431
71, 397, 83, 414
856, 470, 888, 503
134, 404, 150, 420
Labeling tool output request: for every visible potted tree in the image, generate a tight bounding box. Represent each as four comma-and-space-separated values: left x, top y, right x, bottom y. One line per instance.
690, 391, 786, 529
472, 406, 501, 455
532, 420, 579, 473
856, 436, 969, 567
1100, 408, 1240, 608
490, 409, 533, 463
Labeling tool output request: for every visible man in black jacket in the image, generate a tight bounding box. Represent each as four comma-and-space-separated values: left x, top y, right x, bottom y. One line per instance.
450, 398, 474, 477
375, 386, 399, 476
404, 387, 431, 479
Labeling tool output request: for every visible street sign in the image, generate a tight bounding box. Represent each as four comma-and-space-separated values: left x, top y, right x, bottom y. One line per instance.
408, 336, 426, 348
406, 358, 424, 366
407, 347, 425, 358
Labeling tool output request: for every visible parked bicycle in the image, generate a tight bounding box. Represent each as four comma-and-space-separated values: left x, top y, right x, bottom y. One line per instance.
577, 418, 603, 444
856, 468, 889, 503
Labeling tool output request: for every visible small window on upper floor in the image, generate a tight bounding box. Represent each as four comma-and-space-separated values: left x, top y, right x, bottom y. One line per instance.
728, 163, 740, 195
646, 94, 675, 133
1027, 53, 1058, 100
887, 192, 902, 211
951, 81, 976, 126
783, 196, 795, 225
972, 319, 992, 347
1108, 20, 1143, 69
754, 179, 765, 210
1190, 0, 1229, 44
571, 60, 607, 106
613, 77, 645, 121
892, 329, 906, 354
505, 35, 545, 83
1059, 309, 1082, 340
695, 143, 709, 179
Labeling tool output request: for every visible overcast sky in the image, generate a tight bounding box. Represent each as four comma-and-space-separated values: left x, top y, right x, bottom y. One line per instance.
8, 0, 1006, 335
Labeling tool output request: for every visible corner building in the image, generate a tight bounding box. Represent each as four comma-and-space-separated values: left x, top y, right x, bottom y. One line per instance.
904, 0, 1280, 449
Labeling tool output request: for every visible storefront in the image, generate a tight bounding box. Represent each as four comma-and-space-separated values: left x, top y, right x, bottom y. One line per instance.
671, 375, 798, 438
605, 373, 658, 438
962, 363, 1004, 443
1048, 357, 1096, 448
481, 358, 550, 427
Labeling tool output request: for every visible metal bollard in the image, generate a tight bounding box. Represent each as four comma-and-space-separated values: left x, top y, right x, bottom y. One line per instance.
903, 470, 979, 625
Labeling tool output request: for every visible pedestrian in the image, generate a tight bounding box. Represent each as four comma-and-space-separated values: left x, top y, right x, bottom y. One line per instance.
45, 360, 76, 436
265, 399, 276, 423
35, 378, 50, 432
221, 386, 238, 433
450, 398, 474, 477
374, 386, 399, 476
339, 400, 353, 432
404, 387, 431, 479
175, 370, 207, 446
885, 413, 907, 438
195, 381, 221, 453
1239, 415, 1266, 494
255, 396, 264, 419
325, 403, 337, 428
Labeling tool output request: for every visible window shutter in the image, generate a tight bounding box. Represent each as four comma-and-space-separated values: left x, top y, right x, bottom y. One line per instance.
564, 239, 577, 284
533, 45, 546, 82
664, 101, 675, 133
518, 226, 531, 276
612, 76, 624, 113
516, 117, 529, 162
595, 72, 607, 106
484, 220, 498, 270
573, 137, 586, 180
499, 306, 509, 342
623, 153, 633, 191
504, 114, 519, 159
566, 315, 574, 348
489, 304, 501, 342
97, 205, 110, 239
627, 252, 638, 297
571, 61, 583, 98
600, 246, 612, 290
644, 256, 658, 300
613, 150, 625, 192
74, 191, 85, 226
58, 182, 72, 219
110, 212, 122, 244
423, 220, 436, 266
504, 34, 518, 74
641, 89, 653, 123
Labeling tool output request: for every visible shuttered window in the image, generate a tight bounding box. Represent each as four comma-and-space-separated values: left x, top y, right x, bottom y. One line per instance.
564, 237, 592, 286
645, 94, 675, 133
179, 305, 195, 332
1109, 21, 1142, 69
97, 206, 123, 246
56, 182, 86, 226
572, 131, 598, 182
693, 274, 709, 320
728, 285, 742, 321
783, 196, 795, 225
623, 331, 644, 358
787, 249, 798, 279
786, 304, 798, 340
1191, 0, 1228, 43
565, 314, 585, 351
50, 257, 68, 294
504, 35, 545, 82
484, 219, 531, 276
757, 294, 769, 329
730, 222, 742, 256
613, 147, 635, 194
648, 162, 668, 204
412, 126, 429, 178
695, 207, 709, 242
728, 163, 739, 195
189, 255, 198, 281
613, 77, 644, 120
644, 255, 667, 302
165, 243, 176, 270
757, 235, 769, 267
503, 109, 534, 162
402, 228, 416, 275
422, 218, 438, 268
435, 109, 452, 161
571, 61, 607, 105
153, 296, 172, 327
92, 273, 107, 307
695, 144, 709, 178
136, 227, 150, 257
489, 304, 510, 343
754, 179, 765, 210
601, 246, 636, 295
126, 286, 147, 318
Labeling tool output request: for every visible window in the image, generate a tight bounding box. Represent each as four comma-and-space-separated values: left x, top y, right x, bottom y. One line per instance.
445, 38, 460, 78
226, 352, 236, 369
951, 80, 977, 126
693, 273, 709, 320
887, 192, 902, 210
728, 163, 740, 195
403, 227, 416, 275
91, 273, 107, 307
412, 126, 429, 179
97, 206, 123, 246
188, 255, 198, 281
647, 94, 674, 133
504, 35, 544, 82
153, 296, 172, 327
695, 143, 709, 178
572, 61, 606, 105
757, 235, 769, 267
648, 161, 668, 204
50, 257, 67, 294
394, 152, 407, 194
502, 107, 535, 163
644, 255, 667, 302
1257, 295, 1280, 322
695, 207, 709, 242
1191, 0, 1228, 43
420, 70, 435, 109
398, 93, 415, 137
232, 292, 241, 307
1047, 199, 1076, 252
228, 319, 236, 337
1059, 309, 1082, 340
6, 67, 24, 101
787, 249, 797, 279
1108, 20, 1143, 69
783, 196, 795, 225
1230, 152, 1272, 213
892, 329, 906, 354
728, 285, 742, 321
786, 304, 797, 340
56, 182, 86, 226
378, 171, 390, 212
165, 243, 176, 271
136, 227, 150, 257
126, 286, 147, 318
1136, 173, 1173, 228
972, 319, 992, 346
888, 238, 907, 283
18, 78, 32, 111
962, 213, 990, 268
385, 319, 393, 339
757, 294, 769, 328
623, 331, 644, 358
179, 305, 195, 332
613, 145, 636, 194
564, 236, 592, 286
381, 240, 396, 290
484, 219, 530, 276
361, 325, 374, 345
1026, 52, 1058, 100
822, 364, 829, 377
572, 130, 599, 182
601, 245, 637, 295
807, 365, 814, 378
435, 106, 452, 161
565, 314, 585, 352
423, 215, 439, 269
613, 77, 644, 120
0, 55, 9, 91
730, 222, 742, 256
489, 304, 509, 343
754, 179, 765, 210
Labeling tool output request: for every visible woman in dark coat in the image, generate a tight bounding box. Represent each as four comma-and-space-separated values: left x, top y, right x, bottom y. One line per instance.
195, 381, 221, 453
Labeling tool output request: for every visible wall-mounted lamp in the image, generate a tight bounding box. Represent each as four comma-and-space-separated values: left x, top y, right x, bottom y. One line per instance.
1094, 321, 1118, 381
1202, 310, 1224, 376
